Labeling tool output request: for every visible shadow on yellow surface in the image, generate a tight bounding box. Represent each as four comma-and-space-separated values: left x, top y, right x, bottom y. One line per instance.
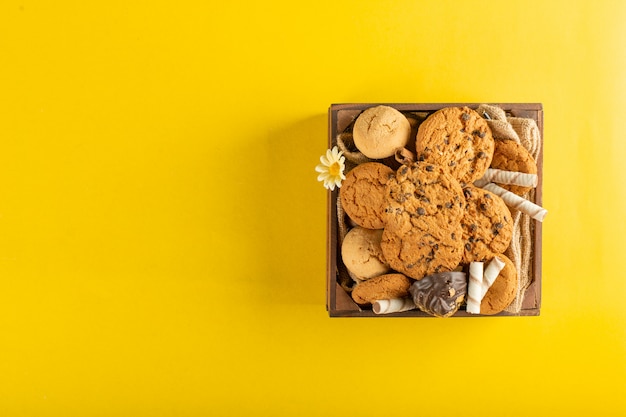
241, 114, 329, 307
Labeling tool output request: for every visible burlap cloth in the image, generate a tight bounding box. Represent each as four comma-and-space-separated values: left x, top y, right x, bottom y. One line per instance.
476, 104, 542, 313
334, 105, 542, 314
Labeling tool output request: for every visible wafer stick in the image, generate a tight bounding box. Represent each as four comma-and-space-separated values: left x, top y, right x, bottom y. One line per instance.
482, 256, 506, 299
482, 182, 548, 222
372, 298, 416, 314
466, 262, 484, 314
478, 168, 538, 188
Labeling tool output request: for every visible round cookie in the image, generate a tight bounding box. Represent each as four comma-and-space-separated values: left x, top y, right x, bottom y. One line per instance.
352, 105, 412, 159
409, 271, 467, 318
416, 106, 494, 186
460, 185, 513, 263
341, 226, 390, 281
339, 162, 394, 229
381, 227, 464, 281
480, 254, 518, 315
381, 162, 465, 280
351, 273, 412, 305
490, 139, 538, 196
385, 163, 465, 242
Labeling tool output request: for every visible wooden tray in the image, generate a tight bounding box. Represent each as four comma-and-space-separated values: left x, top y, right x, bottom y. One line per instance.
326, 103, 543, 317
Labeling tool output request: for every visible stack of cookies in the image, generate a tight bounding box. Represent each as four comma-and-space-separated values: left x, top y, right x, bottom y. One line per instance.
337, 105, 540, 317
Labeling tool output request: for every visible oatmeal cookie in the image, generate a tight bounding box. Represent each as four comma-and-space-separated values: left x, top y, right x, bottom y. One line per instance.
490, 139, 538, 196
480, 254, 518, 315
352, 105, 412, 159
341, 226, 390, 281
339, 162, 394, 229
351, 273, 412, 305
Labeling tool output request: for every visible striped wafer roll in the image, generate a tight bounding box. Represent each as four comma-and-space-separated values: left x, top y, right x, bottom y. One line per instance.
372, 298, 416, 314
478, 168, 538, 188
482, 182, 548, 222
466, 262, 484, 314
482, 256, 506, 299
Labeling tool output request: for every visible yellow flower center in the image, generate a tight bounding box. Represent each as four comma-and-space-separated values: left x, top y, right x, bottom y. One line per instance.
329, 162, 341, 176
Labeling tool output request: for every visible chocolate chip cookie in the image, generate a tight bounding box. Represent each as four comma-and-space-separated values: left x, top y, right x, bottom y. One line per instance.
460, 185, 513, 263
381, 162, 465, 279
339, 162, 394, 229
416, 106, 494, 186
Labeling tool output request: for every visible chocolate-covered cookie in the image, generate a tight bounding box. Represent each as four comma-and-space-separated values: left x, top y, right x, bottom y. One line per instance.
409, 271, 467, 318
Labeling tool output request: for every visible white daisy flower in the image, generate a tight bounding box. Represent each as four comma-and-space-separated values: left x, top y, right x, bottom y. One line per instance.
315, 146, 346, 191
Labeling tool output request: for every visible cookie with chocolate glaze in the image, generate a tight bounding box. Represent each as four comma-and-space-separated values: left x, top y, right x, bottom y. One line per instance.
460, 185, 513, 263
381, 162, 465, 280
416, 106, 494, 186
409, 271, 467, 317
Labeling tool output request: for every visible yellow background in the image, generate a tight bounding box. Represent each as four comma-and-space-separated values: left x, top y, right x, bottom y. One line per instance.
1, 0, 625, 415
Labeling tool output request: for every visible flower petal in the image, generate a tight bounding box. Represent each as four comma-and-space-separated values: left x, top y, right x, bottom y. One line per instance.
318, 147, 347, 190
317, 172, 329, 182
315, 164, 328, 173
